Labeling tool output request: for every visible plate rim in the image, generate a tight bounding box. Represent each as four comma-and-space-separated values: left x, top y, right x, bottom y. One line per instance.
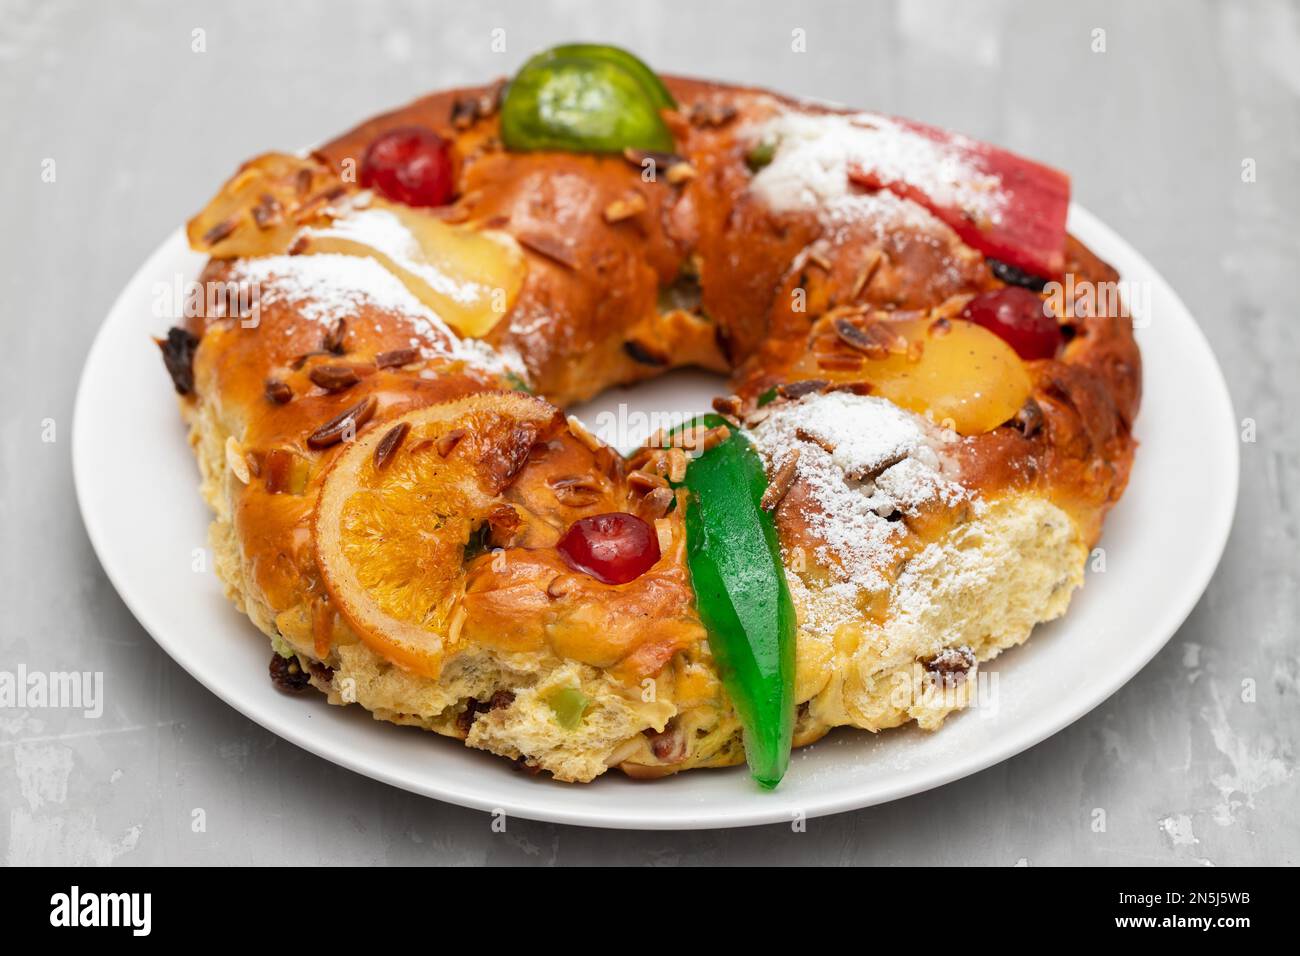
73, 204, 1239, 830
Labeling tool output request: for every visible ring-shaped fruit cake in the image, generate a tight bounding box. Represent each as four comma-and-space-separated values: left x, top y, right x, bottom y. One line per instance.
158, 45, 1139, 787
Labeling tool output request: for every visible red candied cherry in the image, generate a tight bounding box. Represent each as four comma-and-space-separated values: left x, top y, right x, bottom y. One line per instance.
360, 126, 456, 207
557, 513, 661, 585
959, 287, 1064, 361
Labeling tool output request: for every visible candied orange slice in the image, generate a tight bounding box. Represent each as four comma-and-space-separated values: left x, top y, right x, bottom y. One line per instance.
312, 392, 560, 677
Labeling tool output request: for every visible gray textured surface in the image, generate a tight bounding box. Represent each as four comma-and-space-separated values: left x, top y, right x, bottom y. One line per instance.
2, 0, 1297, 865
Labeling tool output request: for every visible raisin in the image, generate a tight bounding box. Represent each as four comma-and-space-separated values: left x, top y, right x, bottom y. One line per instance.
157, 327, 200, 395
269, 653, 312, 692
988, 258, 1049, 292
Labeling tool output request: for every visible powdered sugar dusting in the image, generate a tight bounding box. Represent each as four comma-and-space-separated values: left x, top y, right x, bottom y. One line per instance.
751, 392, 969, 627
233, 253, 434, 326
748, 110, 1004, 227
310, 204, 489, 307
226, 253, 520, 379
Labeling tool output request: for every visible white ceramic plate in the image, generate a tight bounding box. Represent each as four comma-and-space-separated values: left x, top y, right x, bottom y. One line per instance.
73, 205, 1237, 829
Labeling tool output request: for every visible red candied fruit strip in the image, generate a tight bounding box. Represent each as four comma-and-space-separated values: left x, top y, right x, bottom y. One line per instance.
847, 117, 1071, 280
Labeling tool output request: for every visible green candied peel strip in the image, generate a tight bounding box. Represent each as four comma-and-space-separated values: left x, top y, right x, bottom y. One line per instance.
501, 46, 675, 154
675, 414, 796, 788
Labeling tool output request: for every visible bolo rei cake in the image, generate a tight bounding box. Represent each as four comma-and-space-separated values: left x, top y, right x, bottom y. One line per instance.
158, 44, 1140, 786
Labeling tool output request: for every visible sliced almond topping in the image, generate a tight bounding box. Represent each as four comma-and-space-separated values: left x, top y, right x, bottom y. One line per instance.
653, 518, 673, 553
665, 161, 697, 186
373, 421, 410, 471
637, 486, 675, 521
850, 249, 884, 300
225, 436, 251, 484
806, 250, 832, 271
309, 364, 360, 391
436, 428, 466, 458
795, 427, 836, 455
712, 395, 743, 418
643, 427, 670, 450
621, 147, 684, 175
700, 424, 731, 451
322, 318, 347, 354
846, 449, 909, 482
816, 352, 865, 371
628, 469, 669, 491
290, 349, 330, 370
761, 451, 799, 511
833, 316, 908, 359
374, 347, 420, 369
667, 447, 688, 484
778, 379, 828, 400
547, 574, 577, 600
603, 191, 648, 223
446, 604, 468, 646
306, 396, 377, 449
517, 232, 579, 269
550, 475, 604, 507
201, 218, 238, 245
565, 415, 604, 453
250, 193, 284, 229
593, 445, 625, 482
688, 100, 738, 128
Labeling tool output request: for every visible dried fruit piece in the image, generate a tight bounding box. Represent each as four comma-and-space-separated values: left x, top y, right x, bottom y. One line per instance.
801, 315, 1031, 435
269, 653, 311, 692
501, 46, 675, 154
295, 198, 526, 339
960, 287, 1063, 361
360, 127, 456, 208
847, 120, 1070, 280
263, 449, 311, 495
546, 686, 591, 729
186, 153, 341, 258
156, 327, 200, 395
312, 392, 560, 676
556, 512, 661, 585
